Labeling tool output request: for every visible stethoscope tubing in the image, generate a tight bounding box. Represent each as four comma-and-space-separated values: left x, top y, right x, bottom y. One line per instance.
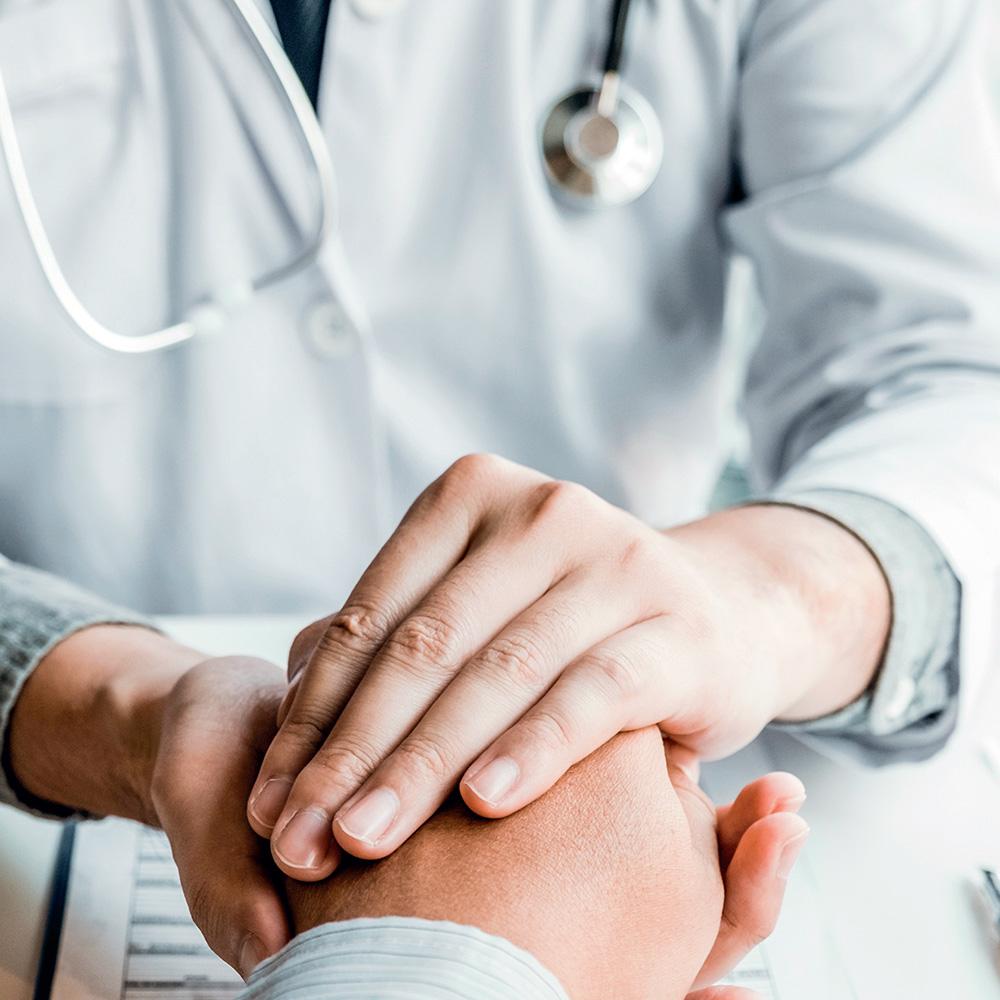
602, 0, 633, 75
0, 0, 655, 353
0, 0, 336, 354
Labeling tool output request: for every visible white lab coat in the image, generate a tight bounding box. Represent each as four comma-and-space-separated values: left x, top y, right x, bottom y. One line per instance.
0, 1, 998, 706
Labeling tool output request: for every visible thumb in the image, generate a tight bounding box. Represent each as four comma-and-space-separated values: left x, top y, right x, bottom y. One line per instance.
173, 839, 291, 979
693, 810, 808, 988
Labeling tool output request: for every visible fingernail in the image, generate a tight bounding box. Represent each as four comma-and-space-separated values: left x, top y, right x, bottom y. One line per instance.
249, 777, 293, 831
464, 756, 519, 806
239, 933, 266, 980
776, 826, 810, 880
273, 809, 333, 870
336, 787, 399, 845
774, 793, 807, 814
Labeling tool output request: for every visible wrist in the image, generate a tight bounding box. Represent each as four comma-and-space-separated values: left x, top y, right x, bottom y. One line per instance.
8, 625, 202, 823
667, 504, 890, 721
103, 628, 205, 824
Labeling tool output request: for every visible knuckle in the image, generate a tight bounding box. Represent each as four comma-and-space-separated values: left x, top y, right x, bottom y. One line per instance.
478, 632, 549, 690
449, 452, 502, 483
531, 597, 581, 644
312, 735, 383, 788
615, 533, 651, 574
321, 603, 394, 654
524, 479, 592, 527
393, 733, 456, 782
583, 649, 644, 701
721, 904, 772, 951
386, 612, 462, 670
427, 453, 501, 505
523, 708, 576, 753
280, 709, 333, 749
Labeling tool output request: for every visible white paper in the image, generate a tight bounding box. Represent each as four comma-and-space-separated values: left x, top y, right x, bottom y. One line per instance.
50, 822, 242, 1000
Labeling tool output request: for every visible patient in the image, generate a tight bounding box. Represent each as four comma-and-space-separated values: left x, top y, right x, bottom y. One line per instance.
250, 729, 806, 999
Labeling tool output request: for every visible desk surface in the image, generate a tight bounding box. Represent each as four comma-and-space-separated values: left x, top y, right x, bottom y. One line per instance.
1, 616, 998, 1000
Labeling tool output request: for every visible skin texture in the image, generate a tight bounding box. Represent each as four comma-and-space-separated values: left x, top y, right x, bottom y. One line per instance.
246, 454, 886, 878
285, 729, 724, 1000
282, 728, 808, 1000
8, 625, 201, 824
8, 632, 808, 991
10, 638, 292, 975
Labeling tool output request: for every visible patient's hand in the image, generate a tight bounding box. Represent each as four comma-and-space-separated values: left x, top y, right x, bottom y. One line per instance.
285, 729, 807, 1000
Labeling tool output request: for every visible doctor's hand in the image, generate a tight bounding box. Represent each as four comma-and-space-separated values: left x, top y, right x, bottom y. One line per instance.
249, 453, 886, 877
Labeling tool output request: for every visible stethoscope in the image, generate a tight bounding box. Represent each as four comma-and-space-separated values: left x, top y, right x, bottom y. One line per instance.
542, 0, 662, 208
0, 0, 661, 355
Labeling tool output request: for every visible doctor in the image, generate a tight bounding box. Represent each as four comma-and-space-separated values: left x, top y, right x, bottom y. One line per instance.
1, 0, 998, 990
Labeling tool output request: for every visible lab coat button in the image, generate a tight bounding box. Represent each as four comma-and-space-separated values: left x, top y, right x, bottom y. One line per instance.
304, 302, 355, 359
351, 0, 400, 21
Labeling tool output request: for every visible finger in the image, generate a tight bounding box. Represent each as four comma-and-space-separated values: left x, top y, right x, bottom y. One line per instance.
664, 744, 720, 871
287, 617, 329, 683
174, 838, 292, 980
686, 989, 762, 1000
247, 464, 482, 838
693, 811, 810, 988
161, 670, 293, 979
459, 617, 672, 818
268, 538, 567, 878
330, 572, 642, 858
715, 771, 806, 868
275, 671, 301, 728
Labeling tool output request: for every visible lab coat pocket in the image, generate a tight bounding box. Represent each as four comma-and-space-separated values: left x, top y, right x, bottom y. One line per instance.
0, 0, 166, 403
0, 0, 128, 107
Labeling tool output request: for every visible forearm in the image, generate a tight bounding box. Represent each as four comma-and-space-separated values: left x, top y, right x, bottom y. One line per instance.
7, 625, 201, 822
667, 503, 890, 722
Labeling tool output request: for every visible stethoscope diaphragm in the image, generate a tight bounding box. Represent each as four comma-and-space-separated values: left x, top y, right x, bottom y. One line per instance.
540, 79, 663, 209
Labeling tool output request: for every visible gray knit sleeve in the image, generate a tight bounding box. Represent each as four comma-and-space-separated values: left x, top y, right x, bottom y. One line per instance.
0, 556, 154, 818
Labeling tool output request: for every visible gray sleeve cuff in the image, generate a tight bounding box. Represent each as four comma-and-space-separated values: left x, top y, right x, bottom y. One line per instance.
239, 917, 570, 1000
754, 489, 961, 765
0, 556, 154, 819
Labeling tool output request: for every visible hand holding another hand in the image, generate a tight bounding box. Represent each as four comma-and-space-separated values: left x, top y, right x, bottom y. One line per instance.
11, 596, 816, 993
153, 662, 806, 996
282, 728, 808, 1000
248, 453, 874, 878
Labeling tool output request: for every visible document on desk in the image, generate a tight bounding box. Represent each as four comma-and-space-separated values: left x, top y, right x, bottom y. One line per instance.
47, 745, 853, 1000
48, 821, 243, 999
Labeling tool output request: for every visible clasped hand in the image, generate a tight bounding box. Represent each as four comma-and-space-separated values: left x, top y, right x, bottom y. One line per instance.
154, 657, 807, 998
246, 454, 812, 874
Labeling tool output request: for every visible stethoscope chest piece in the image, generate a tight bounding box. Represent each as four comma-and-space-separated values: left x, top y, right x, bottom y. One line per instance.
541, 80, 662, 209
